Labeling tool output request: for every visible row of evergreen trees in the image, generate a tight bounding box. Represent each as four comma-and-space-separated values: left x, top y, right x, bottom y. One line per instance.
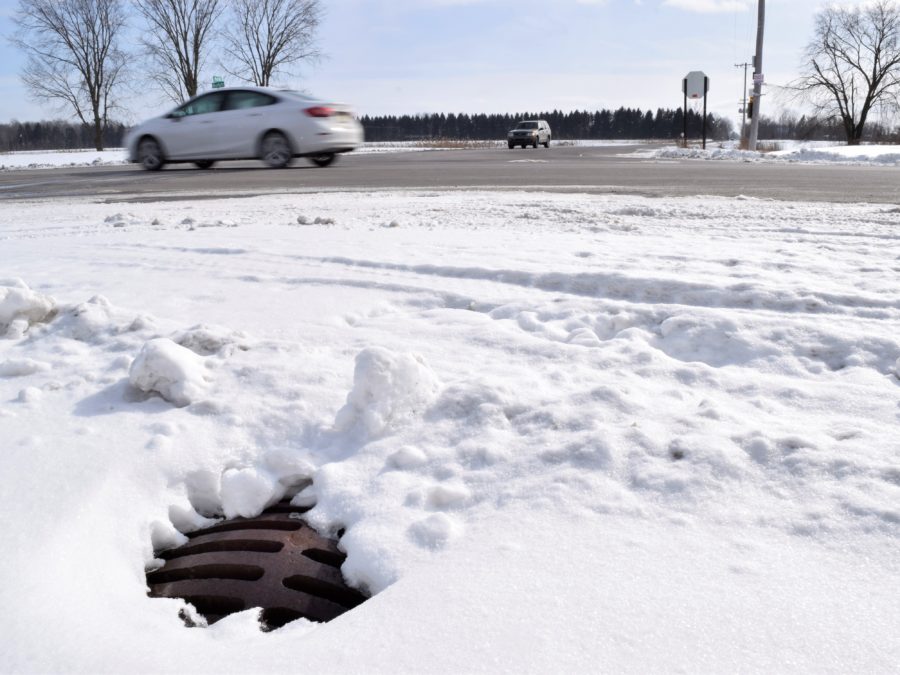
0, 120, 130, 152
4, 110, 899, 152
360, 108, 732, 142
359, 108, 733, 142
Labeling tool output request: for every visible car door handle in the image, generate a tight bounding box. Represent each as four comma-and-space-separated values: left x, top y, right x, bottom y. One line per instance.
248, 113, 263, 117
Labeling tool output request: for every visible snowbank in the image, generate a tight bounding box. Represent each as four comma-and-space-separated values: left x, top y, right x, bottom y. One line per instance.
646, 141, 900, 166
0, 148, 128, 170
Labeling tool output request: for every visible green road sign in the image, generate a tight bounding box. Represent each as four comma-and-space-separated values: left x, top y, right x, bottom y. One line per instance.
212, 76, 225, 89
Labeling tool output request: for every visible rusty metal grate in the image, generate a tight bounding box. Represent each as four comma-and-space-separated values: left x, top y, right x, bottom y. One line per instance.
147, 500, 366, 630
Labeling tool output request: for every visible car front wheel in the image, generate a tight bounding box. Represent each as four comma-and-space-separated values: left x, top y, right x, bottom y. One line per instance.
261, 131, 293, 168
309, 153, 336, 168
138, 138, 165, 171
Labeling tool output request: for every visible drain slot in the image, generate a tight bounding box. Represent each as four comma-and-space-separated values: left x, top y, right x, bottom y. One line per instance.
147, 563, 265, 585
162, 539, 284, 561
283, 574, 367, 609
301, 548, 345, 568
148, 500, 367, 629
188, 520, 303, 538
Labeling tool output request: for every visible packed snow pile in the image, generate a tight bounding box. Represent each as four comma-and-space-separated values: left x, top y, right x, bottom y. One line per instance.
0, 190, 898, 673
334, 347, 440, 437
129, 338, 211, 407
0, 278, 56, 337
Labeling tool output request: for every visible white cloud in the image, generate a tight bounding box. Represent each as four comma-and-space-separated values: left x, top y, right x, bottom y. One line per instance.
662, 0, 750, 12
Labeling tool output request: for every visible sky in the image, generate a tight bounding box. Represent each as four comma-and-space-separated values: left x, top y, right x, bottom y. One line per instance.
0, 0, 831, 129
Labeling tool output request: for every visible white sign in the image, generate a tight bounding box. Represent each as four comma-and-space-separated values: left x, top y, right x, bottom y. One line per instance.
753, 73, 764, 85
683, 71, 708, 99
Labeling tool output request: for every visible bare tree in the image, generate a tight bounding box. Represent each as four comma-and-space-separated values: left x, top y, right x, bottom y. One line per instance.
11, 0, 128, 150
795, 0, 900, 145
222, 0, 322, 87
136, 0, 224, 103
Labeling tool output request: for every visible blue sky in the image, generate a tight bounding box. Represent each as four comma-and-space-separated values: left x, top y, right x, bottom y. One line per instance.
0, 0, 826, 127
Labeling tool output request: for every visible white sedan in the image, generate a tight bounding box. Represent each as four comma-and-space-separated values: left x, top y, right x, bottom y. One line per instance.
125, 87, 364, 170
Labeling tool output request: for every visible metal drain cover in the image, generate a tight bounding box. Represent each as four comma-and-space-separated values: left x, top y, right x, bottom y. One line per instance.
147, 501, 366, 629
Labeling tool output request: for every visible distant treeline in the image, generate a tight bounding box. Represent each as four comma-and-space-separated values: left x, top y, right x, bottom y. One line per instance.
0, 120, 128, 152
5, 112, 900, 152
359, 108, 734, 142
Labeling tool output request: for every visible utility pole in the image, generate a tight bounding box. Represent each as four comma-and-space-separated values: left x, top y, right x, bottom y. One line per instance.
735, 62, 751, 146
748, 0, 765, 151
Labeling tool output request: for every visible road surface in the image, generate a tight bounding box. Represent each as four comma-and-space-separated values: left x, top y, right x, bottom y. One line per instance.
1, 143, 899, 204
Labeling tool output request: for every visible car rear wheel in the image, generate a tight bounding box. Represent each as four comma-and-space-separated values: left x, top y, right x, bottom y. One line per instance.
543, 139, 550, 148
309, 153, 336, 168
261, 131, 293, 168
194, 160, 215, 169
138, 138, 165, 171
508, 141, 514, 149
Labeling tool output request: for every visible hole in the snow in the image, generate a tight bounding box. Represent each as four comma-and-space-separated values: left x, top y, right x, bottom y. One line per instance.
259, 607, 305, 631
182, 595, 246, 618
148, 500, 368, 630
264, 503, 313, 514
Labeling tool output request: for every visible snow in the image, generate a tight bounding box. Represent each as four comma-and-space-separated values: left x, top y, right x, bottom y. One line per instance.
129, 338, 211, 407
0, 148, 129, 170
0, 189, 898, 672
646, 141, 900, 165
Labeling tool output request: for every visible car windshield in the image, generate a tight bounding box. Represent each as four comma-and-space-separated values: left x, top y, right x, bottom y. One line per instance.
516, 122, 539, 129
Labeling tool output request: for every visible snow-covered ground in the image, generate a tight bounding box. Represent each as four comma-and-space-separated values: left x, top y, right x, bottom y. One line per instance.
1, 190, 898, 673
647, 141, 900, 165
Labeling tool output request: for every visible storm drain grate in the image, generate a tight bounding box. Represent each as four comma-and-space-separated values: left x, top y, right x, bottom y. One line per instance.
147, 501, 367, 630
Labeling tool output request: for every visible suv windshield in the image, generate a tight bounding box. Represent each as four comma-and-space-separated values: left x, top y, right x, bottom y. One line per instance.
516, 122, 539, 129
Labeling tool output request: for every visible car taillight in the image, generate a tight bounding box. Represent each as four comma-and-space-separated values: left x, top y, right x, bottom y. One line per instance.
304, 106, 334, 118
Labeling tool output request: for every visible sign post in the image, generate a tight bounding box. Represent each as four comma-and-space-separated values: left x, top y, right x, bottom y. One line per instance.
682, 71, 710, 149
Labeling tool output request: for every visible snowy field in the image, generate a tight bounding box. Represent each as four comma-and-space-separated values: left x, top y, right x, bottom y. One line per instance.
1, 190, 899, 673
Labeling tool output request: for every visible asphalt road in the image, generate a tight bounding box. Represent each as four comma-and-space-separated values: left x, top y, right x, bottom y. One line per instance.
2, 143, 899, 204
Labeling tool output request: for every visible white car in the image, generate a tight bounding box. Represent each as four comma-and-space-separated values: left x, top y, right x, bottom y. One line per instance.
125, 87, 364, 170
507, 120, 551, 149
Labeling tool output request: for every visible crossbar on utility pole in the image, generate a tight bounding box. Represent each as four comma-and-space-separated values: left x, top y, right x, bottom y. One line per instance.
735, 62, 751, 146
748, 0, 765, 151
